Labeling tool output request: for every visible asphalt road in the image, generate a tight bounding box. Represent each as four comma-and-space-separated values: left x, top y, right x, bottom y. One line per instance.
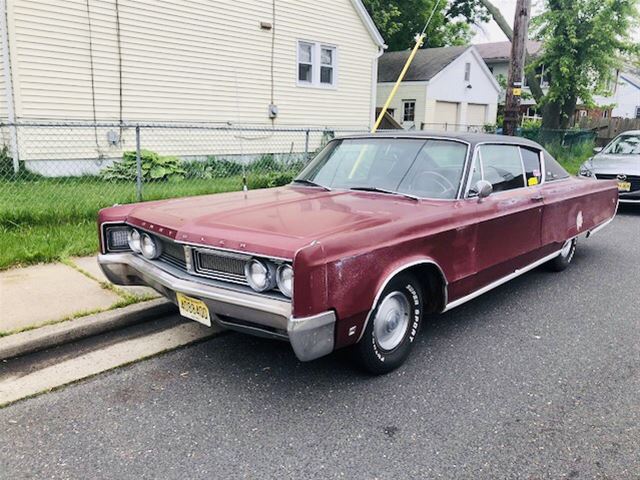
1, 207, 639, 479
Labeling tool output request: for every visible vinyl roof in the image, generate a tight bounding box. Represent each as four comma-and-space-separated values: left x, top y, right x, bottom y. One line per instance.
337, 130, 544, 149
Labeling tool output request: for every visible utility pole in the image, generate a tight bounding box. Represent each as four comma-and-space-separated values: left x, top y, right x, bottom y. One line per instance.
503, 0, 531, 136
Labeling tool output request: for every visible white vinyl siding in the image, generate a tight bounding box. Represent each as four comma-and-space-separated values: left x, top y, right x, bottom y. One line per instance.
4, 0, 379, 163
8, 0, 377, 125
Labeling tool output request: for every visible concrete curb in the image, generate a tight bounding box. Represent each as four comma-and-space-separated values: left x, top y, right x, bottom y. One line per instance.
0, 299, 177, 361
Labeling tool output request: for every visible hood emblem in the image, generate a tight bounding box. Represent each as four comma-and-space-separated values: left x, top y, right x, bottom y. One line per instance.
617, 174, 627, 181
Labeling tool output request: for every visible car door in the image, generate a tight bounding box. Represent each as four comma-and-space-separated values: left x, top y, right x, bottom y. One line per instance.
468, 143, 544, 289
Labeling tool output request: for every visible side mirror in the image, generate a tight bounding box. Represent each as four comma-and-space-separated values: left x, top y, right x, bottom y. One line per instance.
593, 147, 603, 154
473, 180, 493, 202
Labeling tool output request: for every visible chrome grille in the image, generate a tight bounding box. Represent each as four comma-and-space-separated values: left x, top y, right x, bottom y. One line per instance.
192, 248, 250, 285
158, 238, 187, 270
595, 173, 640, 192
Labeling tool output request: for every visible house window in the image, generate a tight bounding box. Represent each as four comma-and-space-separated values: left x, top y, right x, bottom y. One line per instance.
464, 62, 471, 82
403, 100, 416, 122
297, 42, 313, 83
603, 109, 609, 119
297, 41, 337, 87
386, 108, 395, 118
320, 46, 335, 84
636, 106, 640, 119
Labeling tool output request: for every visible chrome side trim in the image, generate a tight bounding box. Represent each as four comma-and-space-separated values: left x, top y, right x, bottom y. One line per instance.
443, 249, 562, 312
357, 259, 448, 342
618, 198, 640, 204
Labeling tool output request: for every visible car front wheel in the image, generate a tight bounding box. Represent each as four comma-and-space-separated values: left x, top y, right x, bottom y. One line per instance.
353, 273, 423, 375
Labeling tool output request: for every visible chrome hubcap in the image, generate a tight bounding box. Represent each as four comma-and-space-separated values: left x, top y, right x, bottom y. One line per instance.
373, 292, 411, 351
561, 239, 574, 258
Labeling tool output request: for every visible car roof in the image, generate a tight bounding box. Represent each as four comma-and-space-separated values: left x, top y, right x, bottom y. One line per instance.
336, 130, 544, 150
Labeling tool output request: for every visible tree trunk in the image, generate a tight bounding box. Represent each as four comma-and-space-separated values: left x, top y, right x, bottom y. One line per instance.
560, 96, 577, 129
479, 0, 544, 104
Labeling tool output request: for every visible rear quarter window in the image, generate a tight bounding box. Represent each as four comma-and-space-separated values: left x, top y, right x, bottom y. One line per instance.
543, 151, 570, 181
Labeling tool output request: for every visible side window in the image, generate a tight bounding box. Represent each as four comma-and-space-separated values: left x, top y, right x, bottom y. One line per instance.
520, 147, 542, 186
543, 151, 570, 181
477, 145, 525, 192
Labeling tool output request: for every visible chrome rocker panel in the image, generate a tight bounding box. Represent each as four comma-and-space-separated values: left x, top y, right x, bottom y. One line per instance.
98, 253, 335, 362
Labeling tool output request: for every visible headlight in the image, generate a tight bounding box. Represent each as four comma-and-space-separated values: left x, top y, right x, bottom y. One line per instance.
244, 259, 277, 292
276, 264, 293, 298
579, 162, 593, 177
140, 233, 161, 259
127, 229, 142, 253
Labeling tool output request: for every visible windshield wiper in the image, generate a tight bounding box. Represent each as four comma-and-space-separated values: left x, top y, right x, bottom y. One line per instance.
349, 186, 419, 201
292, 178, 331, 191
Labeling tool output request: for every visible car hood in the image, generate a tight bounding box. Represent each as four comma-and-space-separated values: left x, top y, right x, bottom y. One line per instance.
125, 186, 432, 259
589, 154, 640, 175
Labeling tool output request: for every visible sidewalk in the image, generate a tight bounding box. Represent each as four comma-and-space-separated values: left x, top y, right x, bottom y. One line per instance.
0, 256, 158, 335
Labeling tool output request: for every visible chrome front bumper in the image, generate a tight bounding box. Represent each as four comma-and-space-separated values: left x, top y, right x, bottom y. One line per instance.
98, 253, 335, 361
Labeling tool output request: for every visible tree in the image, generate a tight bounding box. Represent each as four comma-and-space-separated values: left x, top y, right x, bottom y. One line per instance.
450, 0, 639, 129
362, 0, 473, 50
532, 0, 639, 129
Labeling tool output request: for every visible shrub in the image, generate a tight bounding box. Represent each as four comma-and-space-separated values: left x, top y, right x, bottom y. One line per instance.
183, 156, 243, 179
248, 172, 295, 189
100, 150, 185, 182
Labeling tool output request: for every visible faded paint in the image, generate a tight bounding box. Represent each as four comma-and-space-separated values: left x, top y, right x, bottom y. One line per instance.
98, 133, 618, 353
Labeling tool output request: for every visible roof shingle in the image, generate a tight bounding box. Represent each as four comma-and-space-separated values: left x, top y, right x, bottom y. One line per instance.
377, 45, 469, 83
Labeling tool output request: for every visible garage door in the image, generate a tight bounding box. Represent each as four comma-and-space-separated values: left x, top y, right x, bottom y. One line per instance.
434, 101, 459, 131
467, 103, 488, 130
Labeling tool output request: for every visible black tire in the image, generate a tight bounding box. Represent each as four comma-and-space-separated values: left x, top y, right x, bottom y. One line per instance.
548, 238, 577, 272
353, 273, 424, 375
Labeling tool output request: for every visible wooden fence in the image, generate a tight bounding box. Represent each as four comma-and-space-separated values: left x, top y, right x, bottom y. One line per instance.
577, 117, 640, 146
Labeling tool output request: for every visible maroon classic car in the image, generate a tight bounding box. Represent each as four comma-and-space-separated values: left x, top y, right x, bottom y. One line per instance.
98, 132, 618, 374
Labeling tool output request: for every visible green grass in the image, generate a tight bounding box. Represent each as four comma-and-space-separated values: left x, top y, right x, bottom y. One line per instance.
0, 174, 291, 270
545, 140, 595, 175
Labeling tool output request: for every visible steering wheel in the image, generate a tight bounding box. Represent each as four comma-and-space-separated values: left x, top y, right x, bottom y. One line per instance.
410, 171, 456, 197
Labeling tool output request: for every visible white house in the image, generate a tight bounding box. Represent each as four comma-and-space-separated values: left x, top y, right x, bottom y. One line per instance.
0, 0, 385, 173
611, 73, 640, 119
377, 45, 500, 131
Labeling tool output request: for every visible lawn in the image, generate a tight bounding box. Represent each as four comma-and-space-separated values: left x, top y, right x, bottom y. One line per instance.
0, 145, 592, 270
0, 174, 287, 270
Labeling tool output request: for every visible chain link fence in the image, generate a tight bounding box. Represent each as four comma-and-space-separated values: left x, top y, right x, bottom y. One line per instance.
0, 122, 366, 225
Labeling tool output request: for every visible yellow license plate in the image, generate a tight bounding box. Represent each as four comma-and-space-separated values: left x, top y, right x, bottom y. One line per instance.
176, 292, 211, 327
618, 181, 631, 192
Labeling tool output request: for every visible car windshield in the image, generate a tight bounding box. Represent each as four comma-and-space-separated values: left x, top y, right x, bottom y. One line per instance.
603, 134, 640, 155
295, 138, 469, 200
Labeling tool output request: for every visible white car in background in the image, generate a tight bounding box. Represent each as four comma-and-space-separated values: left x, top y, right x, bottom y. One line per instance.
579, 130, 640, 204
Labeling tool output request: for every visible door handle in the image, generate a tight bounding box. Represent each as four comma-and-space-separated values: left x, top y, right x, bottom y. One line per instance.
531, 195, 544, 202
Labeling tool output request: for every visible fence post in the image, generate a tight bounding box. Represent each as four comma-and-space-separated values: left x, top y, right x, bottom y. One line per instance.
304, 128, 310, 161
135, 125, 143, 202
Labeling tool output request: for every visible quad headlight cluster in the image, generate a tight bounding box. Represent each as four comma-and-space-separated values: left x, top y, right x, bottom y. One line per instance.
244, 258, 293, 298
127, 228, 162, 259
104, 225, 162, 260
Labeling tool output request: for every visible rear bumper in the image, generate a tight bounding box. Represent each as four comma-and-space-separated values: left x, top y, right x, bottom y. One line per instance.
98, 253, 335, 361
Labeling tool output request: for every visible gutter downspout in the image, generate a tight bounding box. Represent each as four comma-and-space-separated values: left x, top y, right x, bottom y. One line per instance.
0, 0, 18, 172
369, 45, 385, 130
